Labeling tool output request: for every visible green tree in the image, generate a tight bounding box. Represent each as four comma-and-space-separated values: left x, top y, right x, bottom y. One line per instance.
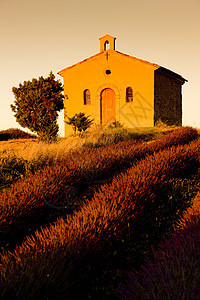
10, 72, 64, 141
66, 112, 94, 134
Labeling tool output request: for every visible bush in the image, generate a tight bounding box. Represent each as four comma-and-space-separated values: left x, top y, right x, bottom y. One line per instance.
0, 152, 57, 192
0, 155, 26, 190
11, 72, 64, 141
108, 121, 124, 128
66, 112, 94, 134
0, 128, 36, 141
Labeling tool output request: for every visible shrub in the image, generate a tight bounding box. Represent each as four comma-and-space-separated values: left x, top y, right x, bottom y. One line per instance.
0, 152, 57, 192
66, 112, 94, 134
0, 155, 26, 190
0, 128, 36, 141
11, 72, 64, 141
108, 121, 123, 128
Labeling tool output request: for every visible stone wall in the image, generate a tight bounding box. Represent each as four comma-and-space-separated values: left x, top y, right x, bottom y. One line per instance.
154, 68, 183, 126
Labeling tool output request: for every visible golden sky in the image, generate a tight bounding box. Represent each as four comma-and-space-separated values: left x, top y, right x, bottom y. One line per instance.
0, 0, 200, 135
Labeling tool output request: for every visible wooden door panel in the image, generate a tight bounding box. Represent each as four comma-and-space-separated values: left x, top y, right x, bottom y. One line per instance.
101, 88, 116, 124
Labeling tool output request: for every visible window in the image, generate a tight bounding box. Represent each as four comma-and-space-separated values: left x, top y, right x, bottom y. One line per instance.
104, 40, 110, 51
84, 89, 91, 105
126, 87, 133, 102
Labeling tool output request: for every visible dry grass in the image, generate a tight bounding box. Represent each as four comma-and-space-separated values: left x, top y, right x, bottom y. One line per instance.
0, 137, 84, 161
83, 125, 175, 147
0, 126, 171, 162
0, 125, 179, 161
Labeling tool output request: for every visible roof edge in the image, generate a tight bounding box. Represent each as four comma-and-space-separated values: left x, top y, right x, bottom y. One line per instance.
99, 34, 116, 41
156, 67, 187, 84
115, 51, 160, 68
57, 52, 103, 76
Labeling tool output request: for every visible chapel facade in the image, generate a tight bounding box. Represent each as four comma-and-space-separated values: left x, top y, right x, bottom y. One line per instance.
58, 34, 187, 136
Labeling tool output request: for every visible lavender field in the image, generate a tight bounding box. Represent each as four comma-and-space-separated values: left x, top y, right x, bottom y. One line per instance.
0, 126, 200, 299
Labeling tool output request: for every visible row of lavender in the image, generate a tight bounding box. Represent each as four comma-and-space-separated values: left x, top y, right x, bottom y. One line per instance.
0, 133, 199, 299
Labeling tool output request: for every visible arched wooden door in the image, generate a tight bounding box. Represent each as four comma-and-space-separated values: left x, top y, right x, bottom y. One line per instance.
100, 88, 116, 124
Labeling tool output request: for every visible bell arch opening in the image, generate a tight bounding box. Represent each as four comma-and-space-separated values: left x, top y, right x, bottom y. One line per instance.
104, 40, 110, 51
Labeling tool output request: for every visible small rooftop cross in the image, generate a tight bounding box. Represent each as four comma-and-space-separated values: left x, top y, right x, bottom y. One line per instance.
105, 51, 110, 60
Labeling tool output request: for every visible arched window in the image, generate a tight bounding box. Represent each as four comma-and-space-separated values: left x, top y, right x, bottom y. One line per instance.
104, 40, 110, 51
84, 89, 91, 105
126, 87, 133, 102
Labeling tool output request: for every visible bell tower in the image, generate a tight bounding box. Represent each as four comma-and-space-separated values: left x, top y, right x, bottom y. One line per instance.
99, 34, 116, 52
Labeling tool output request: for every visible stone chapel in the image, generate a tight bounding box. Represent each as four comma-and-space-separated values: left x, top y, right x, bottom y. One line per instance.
58, 34, 187, 136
